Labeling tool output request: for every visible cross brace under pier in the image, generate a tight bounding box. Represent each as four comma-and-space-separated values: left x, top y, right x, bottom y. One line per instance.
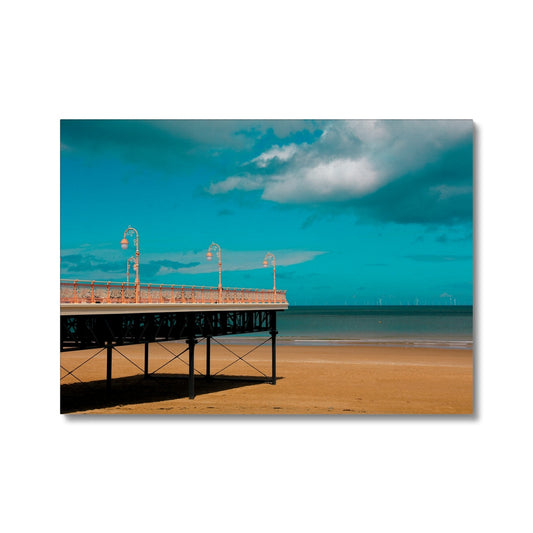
61, 308, 279, 399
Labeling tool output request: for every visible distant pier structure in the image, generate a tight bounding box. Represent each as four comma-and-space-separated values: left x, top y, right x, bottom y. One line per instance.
60, 280, 288, 400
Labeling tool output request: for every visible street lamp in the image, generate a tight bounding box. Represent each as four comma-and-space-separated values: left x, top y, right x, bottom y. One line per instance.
126, 256, 136, 286
121, 226, 140, 302
263, 252, 276, 301
206, 242, 222, 301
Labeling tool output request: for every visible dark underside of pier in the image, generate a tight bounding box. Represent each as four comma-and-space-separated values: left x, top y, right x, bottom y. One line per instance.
60, 309, 279, 408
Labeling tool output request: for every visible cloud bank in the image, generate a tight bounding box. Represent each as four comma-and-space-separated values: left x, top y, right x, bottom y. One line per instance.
207, 119, 473, 225
60, 248, 326, 282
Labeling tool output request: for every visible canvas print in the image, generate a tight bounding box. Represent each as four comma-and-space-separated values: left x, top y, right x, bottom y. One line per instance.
60, 119, 473, 414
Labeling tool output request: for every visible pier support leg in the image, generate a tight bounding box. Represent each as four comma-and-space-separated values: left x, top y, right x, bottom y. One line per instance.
187, 338, 196, 399
106, 342, 113, 392
271, 311, 277, 385
144, 342, 149, 378
206, 336, 211, 381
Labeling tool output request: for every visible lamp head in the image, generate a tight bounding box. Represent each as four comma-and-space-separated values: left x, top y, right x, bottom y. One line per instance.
120, 238, 129, 250
206, 251, 213, 261
263, 260, 268, 267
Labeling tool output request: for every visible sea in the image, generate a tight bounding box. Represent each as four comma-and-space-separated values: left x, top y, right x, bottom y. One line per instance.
233, 305, 473, 350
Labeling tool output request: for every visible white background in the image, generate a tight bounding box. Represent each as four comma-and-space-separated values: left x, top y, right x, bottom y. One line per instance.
1, 1, 532, 532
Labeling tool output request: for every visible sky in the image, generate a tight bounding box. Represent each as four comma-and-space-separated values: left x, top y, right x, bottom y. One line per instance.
60, 119, 473, 305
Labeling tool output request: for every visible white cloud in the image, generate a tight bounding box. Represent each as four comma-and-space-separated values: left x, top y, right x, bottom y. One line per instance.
251, 143, 300, 167
275, 250, 327, 267
340, 120, 391, 144
207, 175, 263, 194
262, 157, 381, 203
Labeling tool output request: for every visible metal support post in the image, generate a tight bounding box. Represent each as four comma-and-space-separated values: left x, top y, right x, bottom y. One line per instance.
206, 336, 211, 380
270, 311, 277, 385
106, 341, 113, 392
187, 338, 196, 399
144, 342, 149, 377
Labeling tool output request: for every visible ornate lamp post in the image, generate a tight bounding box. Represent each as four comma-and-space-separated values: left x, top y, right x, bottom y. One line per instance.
126, 256, 136, 286
206, 242, 222, 301
263, 252, 276, 301
120, 226, 140, 303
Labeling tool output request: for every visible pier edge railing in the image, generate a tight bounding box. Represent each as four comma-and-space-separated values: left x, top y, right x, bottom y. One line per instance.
60, 279, 287, 305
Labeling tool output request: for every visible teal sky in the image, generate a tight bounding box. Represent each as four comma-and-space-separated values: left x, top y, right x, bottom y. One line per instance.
60, 119, 473, 305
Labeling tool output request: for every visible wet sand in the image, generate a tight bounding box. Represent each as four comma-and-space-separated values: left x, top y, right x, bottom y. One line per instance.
60, 341, 473, 414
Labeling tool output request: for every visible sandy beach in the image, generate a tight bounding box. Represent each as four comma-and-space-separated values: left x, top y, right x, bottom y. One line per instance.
60, 341, 473, 414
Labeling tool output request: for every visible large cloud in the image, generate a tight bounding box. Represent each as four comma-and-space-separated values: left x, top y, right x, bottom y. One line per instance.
207, 119, 473, 224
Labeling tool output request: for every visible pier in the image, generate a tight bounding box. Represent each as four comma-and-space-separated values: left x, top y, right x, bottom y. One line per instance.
60, 279, 288, 402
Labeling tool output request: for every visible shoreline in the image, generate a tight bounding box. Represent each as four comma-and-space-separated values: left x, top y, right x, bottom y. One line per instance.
213, 336, 473, 350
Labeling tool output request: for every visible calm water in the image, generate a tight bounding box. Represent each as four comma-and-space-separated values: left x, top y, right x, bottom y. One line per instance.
238, 305, 473, 349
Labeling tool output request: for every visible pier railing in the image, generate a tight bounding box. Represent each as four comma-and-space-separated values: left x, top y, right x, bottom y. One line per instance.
60, 279, 287, 305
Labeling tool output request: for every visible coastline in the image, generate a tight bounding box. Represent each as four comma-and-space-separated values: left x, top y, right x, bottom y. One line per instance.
221, 335, 473, 350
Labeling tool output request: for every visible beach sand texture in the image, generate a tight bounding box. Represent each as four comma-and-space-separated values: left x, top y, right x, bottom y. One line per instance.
60, 343, 473, 415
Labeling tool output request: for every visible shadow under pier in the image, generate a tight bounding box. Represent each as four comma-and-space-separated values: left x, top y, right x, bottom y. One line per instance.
61, 374, 282, 413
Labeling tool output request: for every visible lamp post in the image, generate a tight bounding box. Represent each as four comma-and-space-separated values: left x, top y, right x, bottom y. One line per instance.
126, 256, 136, 286
120, 226, 140, 303
206, 242, 222, 301
263, 252, 276, 301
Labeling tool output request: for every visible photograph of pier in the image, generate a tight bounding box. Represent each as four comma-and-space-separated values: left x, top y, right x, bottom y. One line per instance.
60, 119, 473, 414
